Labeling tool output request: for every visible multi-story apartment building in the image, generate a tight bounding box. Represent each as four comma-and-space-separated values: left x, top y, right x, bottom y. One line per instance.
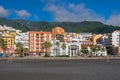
92, 34, 103, 45
50, 38, 81, 57
111, 30, 120, 55
112, 30, 120, 47
28, 31, 51, 56
92, 34, 109, 47
2, 32, 15, 55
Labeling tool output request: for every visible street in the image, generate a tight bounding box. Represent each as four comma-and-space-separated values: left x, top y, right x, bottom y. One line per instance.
0, 59, 120, 80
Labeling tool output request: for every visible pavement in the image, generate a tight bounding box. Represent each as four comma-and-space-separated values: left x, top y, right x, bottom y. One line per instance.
1, 55, 120, 60
0, 59, 120, 80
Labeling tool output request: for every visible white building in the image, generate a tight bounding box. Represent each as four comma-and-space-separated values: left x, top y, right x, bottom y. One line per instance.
15, 32, 29, 48
51, 40, 68, 56
67, 38, 81, 56
112, 30, 120, 47
51, 37, 81, 57
0, 25, 22, 33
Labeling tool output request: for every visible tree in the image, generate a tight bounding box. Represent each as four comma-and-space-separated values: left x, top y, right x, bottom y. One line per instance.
61, 43, 66, 50
90, 46, 98, 56
101, 47, 106, 52
56, 42, 59, 47
23, 48, 29, 56
80, 48, 88, 56
61, 43, 66, 55
100, 47, 107, 56
16, 43, 23, 57
0, 39, 7, 56
43, 41, 52, 56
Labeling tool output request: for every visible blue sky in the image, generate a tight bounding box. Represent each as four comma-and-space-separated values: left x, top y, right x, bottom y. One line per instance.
0, 0, 120, 26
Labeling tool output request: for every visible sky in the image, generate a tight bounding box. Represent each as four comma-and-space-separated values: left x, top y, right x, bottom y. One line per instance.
0, 0, 120, 26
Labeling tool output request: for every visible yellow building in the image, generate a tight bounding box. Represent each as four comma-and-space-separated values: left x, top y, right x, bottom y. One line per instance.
2, 32, 15, 49
92, 34, 103, 45
8, 31, 17, 36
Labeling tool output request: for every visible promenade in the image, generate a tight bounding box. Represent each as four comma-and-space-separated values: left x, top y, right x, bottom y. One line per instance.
1, 55, 120, 60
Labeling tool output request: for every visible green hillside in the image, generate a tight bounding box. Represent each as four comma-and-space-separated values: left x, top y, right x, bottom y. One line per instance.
0, 18, 120, 33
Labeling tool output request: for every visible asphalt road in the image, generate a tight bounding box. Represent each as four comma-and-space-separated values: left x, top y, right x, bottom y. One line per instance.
0, 59, 120, 80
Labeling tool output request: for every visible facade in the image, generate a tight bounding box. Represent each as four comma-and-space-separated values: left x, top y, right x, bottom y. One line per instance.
15, 32, 29, 48
93, 34, 109, 47
52, 27, 66, 42
0, 33, 3, 53
108, 33, 112, 46
92, 34, 103, 45
101, 34, 109, 46
2, 33, 15, 49
78, 33, 93, 41
50, 38, 81, 57
112, 30, 120, 47
2, 33, 15, 55
28, 31, 51, 55
67, 38, 81, 56
51, 40, 68, 56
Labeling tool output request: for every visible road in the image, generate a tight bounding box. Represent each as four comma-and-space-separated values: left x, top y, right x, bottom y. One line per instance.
0, 59, 120, 80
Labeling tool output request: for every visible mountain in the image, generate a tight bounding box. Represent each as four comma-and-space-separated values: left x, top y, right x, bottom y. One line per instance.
0, 18, 120, 33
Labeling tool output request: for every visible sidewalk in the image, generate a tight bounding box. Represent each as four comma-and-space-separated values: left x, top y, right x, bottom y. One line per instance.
1, 56, 120, 60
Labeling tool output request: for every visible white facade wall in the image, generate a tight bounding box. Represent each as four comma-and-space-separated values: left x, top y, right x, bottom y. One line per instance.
15, 32, 29, 48
112, 31, 120, 47
51, 38, 81, 57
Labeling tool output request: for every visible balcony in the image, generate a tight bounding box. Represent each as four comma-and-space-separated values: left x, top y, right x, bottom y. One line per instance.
41, 36, 44, 38
36, 36, 40, 38
40, 50, 45, 52
40, 39, 44, 42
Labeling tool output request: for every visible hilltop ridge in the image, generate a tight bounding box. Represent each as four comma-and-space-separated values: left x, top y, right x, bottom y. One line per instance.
0, 18, 120, 33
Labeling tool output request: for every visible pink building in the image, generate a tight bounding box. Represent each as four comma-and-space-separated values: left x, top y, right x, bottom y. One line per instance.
28, 31, 51, 55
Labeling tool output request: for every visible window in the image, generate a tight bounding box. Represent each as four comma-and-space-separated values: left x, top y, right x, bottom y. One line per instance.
36, 34, 39, 36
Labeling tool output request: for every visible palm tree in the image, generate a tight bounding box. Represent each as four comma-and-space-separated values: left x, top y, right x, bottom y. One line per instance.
55, 42, 59, 55
43, 41, 52, 56
0, 39, 7, 56
90, 46, 98, 56
61, 43, 66, 55
56, 42, 59, 47
101, 47, 107, 56
80, 48, 89, 56
23, 48, 29, 56
16, 43, 23, 57
101, 47, 106, 52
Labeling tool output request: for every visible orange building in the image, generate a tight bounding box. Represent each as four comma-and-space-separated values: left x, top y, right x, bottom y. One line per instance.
28, 31, 51, 55
52, 27, 66, 42
92, 34, 103, 45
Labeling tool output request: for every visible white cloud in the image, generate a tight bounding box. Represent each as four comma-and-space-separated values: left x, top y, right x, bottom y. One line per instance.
0, 6, 9, 17
16, 10, 31, 19
107, 14, 120, 26
45, 3, 105, 22
43, 1, 120, 26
